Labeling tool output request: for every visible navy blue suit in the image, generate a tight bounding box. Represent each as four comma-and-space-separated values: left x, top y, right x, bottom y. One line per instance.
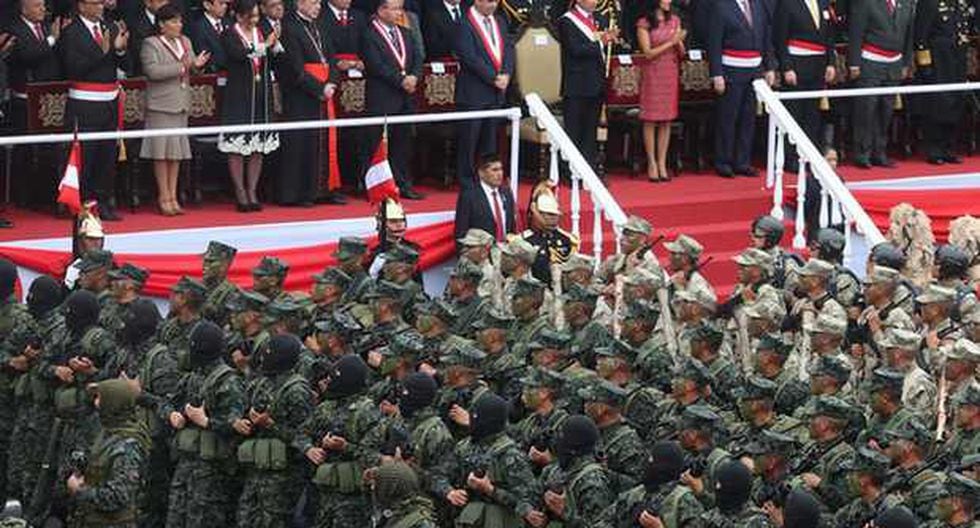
707, 0, 774, 173
189, 14, 230, 73
453, 10, 514, 190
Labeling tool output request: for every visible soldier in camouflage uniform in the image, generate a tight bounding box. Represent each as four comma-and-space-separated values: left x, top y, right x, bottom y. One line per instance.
597, 215, 662, 284
263, 297, 309, 339
251, 257, 290, 303
99, 264, 149, 342
752, 334, 809, 416
665, 235, 717, 304
742, 430, 798, 510
933, 245, 978, 320
433, 393, 540, 527
621, 299, 673, 394
918, 284, 963, 371
509, 368, 568, 474
498, 238, 551, 319
939, 339, 980, 415
73, 249, 115, 300
922, 472, 980, 528
366, 331, 426, 409
793, 354, 855, 419
858, 369, 918, 446
579, 380, 647, 491
225, 290, 271, 376
833, 446, 903, 528
508, 276, 552, 359
331, 237, 371, 304
157, 277, 207, 357
67, 379, 149, 528
472, 309, 525, 402
791, 396, 857, 512
413, 299, 468, 357
700, 460, 772, 527
164, 321, 246, 528
435, 343, 490, 439
728, 376, 808, 450
720, 248, 785, 373
686, 321, 741, 409
808, 229, 860, 308
360, 281, 415, 362
595, 340, 663, 439
537, 415, 614, 526
456, 229, 497, 301
446, 260, 487, 338
946, 384, 980, 461
371, 461, 438, 528
673, 286, 719, 358
880, 327, 937, 417
858, 266, 916, 350
303, 354, 380, 528
562, 284, 612, 369
309, 268, 351, 324
235, 334, 314, 528
789, 259, 848, 332
652, 358, 717, 439
200, 241, 239, 328
749, 215, 802, 291
675, 406, 733, 511
379, 244, 427, 322
881, 418, 947, 522
788, 312, 849, 393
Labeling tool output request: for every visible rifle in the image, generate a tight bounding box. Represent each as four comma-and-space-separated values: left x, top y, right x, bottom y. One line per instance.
936, 355, 948, 442
552, 262, 565, 331
613, 274, 625, 339
787, 435, 847, 475
882, 450, 951, 496
27, 418, 66, 527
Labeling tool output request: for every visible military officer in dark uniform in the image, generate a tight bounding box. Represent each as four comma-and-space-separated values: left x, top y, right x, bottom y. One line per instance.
913, 0, 974, 164
848, 0, 915, 168
522, 192, 578, 287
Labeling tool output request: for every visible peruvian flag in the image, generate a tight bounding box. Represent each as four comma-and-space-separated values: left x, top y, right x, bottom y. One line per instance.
57, 139, 83, 215
364, 134, 400, 204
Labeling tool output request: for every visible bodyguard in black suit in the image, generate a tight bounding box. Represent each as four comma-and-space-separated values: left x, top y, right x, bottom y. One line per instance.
422, 0, 464, 59
7, 0, 60, 210
125, 0, 165, 76
362, 0, 425, 199
454, 154, 516, 244
454, 0, 514, 191
773, 0, 836, 160
60, 4, 130, 220
558, 0, 617, 171
707, 0, 775, 177
189, 0, 230, 72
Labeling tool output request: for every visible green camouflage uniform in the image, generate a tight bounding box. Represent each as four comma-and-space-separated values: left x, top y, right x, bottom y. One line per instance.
202, 280, 239, 328
538, 456, 614, 526
99, 298, 139, 342
700, 504, 772, 527
0, 296, 39, 502
73, 422, 147, 528
598, 481, 705, 528
157, 316, 201, 359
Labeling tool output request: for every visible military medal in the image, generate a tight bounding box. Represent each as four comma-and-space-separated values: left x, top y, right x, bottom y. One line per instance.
372, 19, 407, 76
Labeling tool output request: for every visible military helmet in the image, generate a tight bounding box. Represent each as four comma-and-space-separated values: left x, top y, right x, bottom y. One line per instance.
870, 243, 907, 271
935, 244, 971, 279
752, 215, 785, 248
812, 228, 846, 263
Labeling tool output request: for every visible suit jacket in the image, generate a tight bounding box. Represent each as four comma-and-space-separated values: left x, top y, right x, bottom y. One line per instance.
707, 0, 775, 77
557, 9, 607, 98
773, 0, 837, 71
126, 9, 156, 76
453, 9, 515, 108
423, 1, 461, 59
362, 21, 423, 115
60, 16, 128, 83
6, 16, 60, 90
453, 183, 516, 242
320, 6, 367, 56
278, 12, 337, 117
848, 0, 915, 69
190, 13, 230, 72
141, 35, 192, 113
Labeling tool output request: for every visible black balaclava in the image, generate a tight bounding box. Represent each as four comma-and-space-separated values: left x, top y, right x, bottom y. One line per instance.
0, 259, 16, 300
874, 506, 918, 528
783, 488, 821, 528
64, 290, 100, 336
470, 393, 508, 442
27, 276, 65, 319
556, 414, 599, 470
122, 299, 162, 345
399, 372, 437, 418
262, 334, 302, 376
715, 460, 753, 514
644, 441, 686, 490
326, 353, 369, 396
189, 320, 224, 369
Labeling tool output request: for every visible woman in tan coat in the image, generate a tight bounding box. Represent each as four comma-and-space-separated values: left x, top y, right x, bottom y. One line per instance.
140, 4, 210, 216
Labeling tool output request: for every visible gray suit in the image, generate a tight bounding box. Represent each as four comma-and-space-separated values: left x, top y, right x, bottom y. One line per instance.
141, 35, 193, 113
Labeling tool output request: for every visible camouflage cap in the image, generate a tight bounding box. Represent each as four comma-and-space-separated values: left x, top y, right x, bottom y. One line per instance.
252, 256, 289, 278
797, 259, 835, 278
264, 298, 305, 321
332, 236, 369, 261
868, 368, 906, 393
964, 306, 980, 324
843, 446, 891, 474
622, 215, 653, 236
415, 299, 457, 323
734, 375, 777, 401
203, 240, 237, 261
384, 244, 420, 266
683, 320, 725, 348
562, 283, 600, 305
389, 331, 427, 356
560, 253, 595, 273
733, 248, 775, 271
958, 454, 980, 471
743, 430, 798, 456
471, 307, 515, 331
954, 383, 980, 407
312, 267, 352, 288
812, 354, 852, 383
675, 283, 718, 310
363, 280, 410, 302
916, 283, 957, 305
863, 265, 900, 285
171, 276, 207, 300
225, 289, 270, 312
757, 333, 792, 357
439, 342, 487, 369
499, 238, 539, 265
623, 299, 661, 322
107, 263, 149, 285
676, 358, 713, 386
513, 276, 547, 297
623, 267, 665, 290
527, 327, 573, 351
805, 395, 853, 421
457, 228, 495, 247
679, 404, 723, 432
947, 338, 980, 362
664, 234, 703, 258
594, 338, 639, 364
578, 379, 628, 407
313, 309, 363, 335
743, 296, 787, 323
803, 312, 848, 336
520, 367, 565, 390
879, 327, 922, 351
943, 472, 980, 502
449, 260, 484, 284
882, 417, 931, 447
75, 249, 115, 273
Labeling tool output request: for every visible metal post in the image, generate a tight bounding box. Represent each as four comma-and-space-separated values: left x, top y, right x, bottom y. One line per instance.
509, 115, 520, 206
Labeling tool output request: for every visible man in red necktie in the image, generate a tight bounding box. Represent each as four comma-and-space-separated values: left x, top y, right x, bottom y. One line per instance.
453, 153, 516, 247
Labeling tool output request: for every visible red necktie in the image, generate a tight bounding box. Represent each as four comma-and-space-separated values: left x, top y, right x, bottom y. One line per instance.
492, 189, 505, 241
340, 11, 348, 25
92, 24, 103, 46
33, 22, 43, 41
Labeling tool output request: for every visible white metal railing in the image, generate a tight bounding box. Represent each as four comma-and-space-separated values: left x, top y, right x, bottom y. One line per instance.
754, 79, 887, 266
525, 93, 628, 264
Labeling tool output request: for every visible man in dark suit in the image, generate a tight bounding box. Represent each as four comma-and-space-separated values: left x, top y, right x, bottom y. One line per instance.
277, 0, 347, 206
454, 0, 514, 192
707, 0, 775, 178
259, 0, 285, 35
362, 0, 425, 200
558, 0, 618, 171
847, 0, 913, 168
773, 0, 836, 167
189, 0, 229, 72
422, 0, 464, 59
125, 0, 166, 76
7, 0, 61, 213
60, 0, 130, 220
322, 0, 368, 190
453, 153, 516, 244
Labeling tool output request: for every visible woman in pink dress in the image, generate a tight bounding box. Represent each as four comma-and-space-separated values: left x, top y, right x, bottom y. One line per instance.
637, 0, 686, 182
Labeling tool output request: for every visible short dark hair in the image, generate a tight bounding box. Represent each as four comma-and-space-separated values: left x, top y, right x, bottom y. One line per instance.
476, 153, 502, 171
155, 3, 182, 27
235, 0, 258, 18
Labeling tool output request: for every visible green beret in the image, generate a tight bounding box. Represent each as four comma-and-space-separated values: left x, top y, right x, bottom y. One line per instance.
384, 243, 420, 265
471, 307, 515, 331
76, 249, 115, 273
203, 241, 237, 261
312, 268, 352, 288
578, 379, 628, 407
333, 237, 368, 260
171, 276, 207, 300
107, 263, 149, 285
253, 256, 289, 278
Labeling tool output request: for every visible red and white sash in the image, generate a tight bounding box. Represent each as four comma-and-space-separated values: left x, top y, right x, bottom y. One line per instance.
234, 23, 263, 79
467, 7, 503, 72
786, 39, 826, 56
158, 35, 190, 84
721, 49, 762, 68
860, 43, 902, 63
563, 6, 599, 43
372, 19, 407, 73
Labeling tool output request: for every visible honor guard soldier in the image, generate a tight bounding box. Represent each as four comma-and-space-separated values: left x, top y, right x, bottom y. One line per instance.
707, 0, 775, 178
847, 0, 915, 168
66, 204, 107, 289
914, 0, 974, 164
201, 241, 239, 328
522, 193, 579, 287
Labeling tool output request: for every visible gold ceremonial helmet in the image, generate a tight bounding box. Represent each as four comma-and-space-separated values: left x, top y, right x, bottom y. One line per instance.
382, 198, 406, 221
78, 200, 105, 239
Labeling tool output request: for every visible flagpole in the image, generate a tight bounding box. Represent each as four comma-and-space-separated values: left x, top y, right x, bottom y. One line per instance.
69, 123, 80, 259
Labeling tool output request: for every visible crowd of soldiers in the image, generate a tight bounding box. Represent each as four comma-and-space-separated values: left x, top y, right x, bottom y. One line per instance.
3, 195, 980, 528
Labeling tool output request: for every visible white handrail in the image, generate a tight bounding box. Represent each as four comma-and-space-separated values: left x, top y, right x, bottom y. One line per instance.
774, 81, 980, 100
753, 79, 886, 251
